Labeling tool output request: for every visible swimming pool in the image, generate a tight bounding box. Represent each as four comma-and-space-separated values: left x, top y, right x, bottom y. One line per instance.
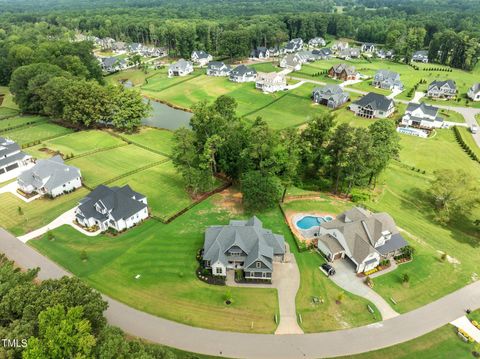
296, 215, 333, 230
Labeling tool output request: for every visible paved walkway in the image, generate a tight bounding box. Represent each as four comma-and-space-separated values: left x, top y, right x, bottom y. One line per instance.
1, 227, 480, 358
451, 316, 480, 342
411, 91, 425, 103
225, 245, 303, 335
387, 88, 404, 99
17, 207, 101, 242
329, 259, 399, 320
0, 181, 41, 202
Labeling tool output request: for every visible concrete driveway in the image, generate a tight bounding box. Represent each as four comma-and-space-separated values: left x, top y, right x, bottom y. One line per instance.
226, 244, 303, 335
0, 181, 41, 203
329, 258, 399, 320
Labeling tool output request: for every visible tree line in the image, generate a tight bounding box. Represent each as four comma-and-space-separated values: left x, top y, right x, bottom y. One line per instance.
172, 95, 400, 211
0, 253, 194, 359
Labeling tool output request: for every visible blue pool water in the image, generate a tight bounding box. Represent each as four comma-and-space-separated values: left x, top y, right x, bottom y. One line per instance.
296, 215, 333, 230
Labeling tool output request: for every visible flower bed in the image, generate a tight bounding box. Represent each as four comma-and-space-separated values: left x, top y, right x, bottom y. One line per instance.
457, 328, 475, 343
196, 267, 225, 286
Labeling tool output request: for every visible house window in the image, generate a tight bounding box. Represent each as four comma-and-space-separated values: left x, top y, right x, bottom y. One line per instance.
256, 262, 261, 268
215, 267, 223, 274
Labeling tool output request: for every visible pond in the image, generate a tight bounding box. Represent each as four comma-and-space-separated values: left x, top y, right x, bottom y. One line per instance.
142, 99, 192, 131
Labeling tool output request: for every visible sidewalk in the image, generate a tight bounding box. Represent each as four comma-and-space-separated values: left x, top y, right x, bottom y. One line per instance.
451, 316, 480, 342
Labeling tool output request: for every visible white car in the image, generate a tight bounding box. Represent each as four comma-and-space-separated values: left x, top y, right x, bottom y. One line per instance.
471, 124, 478, 134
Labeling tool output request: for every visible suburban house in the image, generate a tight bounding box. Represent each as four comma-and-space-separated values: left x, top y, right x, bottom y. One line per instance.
328, 63, 358, 81
331, 41, 349, 52
255, 72, 286, 93
427, 80, 457, 99
312, 48, 332, 59
229, 65, 257, 83
168, 59, 194, 77
412, 50, 429, 63
140, 46, 167, 57
376, 49, 394, 59
279, 53, 302, 71
283, 38, 303, 53
75, 184, 148, 232
98, 37, 115, 50
295, 51, 315, 63
268, 47, 280, 57
191, 50, 212, 66
202, 216, 286, 280
0, 137, 31, 178
361, 43, 376, 53
112, 41, 126, 53
349, 92, 395, 119
338, 48, 360, 60
312, 85, 350, 109
317, 207, 408, 273
100, 57, 127, 73
17, 155, 82, 198
206, 61, 231, 76
372, 70, 404, 90
401, 102, 444, 129
467, 83, 480, 101
128, 42, 143, 54
250, 47, 270, 59
308, 37, 326, 48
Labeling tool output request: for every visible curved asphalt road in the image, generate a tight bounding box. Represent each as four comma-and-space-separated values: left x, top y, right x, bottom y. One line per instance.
1, 227, 480, 359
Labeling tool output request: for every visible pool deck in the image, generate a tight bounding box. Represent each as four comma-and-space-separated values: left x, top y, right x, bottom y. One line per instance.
287, 212, 335, 245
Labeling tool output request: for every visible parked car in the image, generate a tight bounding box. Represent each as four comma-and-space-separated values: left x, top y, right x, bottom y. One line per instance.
321, 263, 336, 276
471, 124, 478, 134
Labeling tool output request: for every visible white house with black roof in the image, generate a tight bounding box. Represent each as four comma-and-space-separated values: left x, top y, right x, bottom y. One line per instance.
361, 43, 376, 53
75, 184, 148, 232
316, 207, 409, 273
308, 37, 326, 48
283, 38, 303, 53
229, 65, 257, 83
206, 61, 231, 76
401, 102, 444, 129
202, 216, 286, 280
0, 137, 31, 179
250, 47, 269, 59
100, 57, 127, 73
17, 155, 82, 198
191, 50, 212, 66
168, 59, 193, 77
427, 80, 457, 99
412, 50, 429, 63
349, 92, 395, 119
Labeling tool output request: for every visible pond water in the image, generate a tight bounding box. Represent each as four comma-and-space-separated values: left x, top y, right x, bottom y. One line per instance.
123, 80, 192, 130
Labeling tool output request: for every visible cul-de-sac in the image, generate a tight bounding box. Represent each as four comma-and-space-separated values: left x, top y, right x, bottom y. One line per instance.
1, 0, 480, 358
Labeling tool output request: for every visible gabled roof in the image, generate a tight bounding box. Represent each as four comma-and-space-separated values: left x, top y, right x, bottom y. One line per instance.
313, 84, 344, 96
331, 63, 356, 75
207, 61, 230, 71
406, 102, 439, 117
374, 69, 400, 81
428, 80, 456, 91
17, 155, 81, 192
353, 92, 393, 111
230, 64, 256, 77
470, 83, 480, 94
192, 50, 210, 59
170, 59, 192, 71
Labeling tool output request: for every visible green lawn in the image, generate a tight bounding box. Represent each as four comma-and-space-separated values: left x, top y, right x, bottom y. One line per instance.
121, 126, 175, 157
249, 62, 279, 73
68, 144, 168, 187
105, 68, 163, 87
0, 86, 19, 110
141, 68, 203, 95
0, 188, 88, 236
4, 122, 73, 146
456, 126, 480, 158
29, 196, 280, 334
0, 107, 20, 119
344, 324, 473, 359
0, 115, 46, 131
25, 130, 127, 159
109, 161, 195, 221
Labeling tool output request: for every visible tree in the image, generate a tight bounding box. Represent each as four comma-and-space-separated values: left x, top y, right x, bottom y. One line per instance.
327, 123, 354, 194
429, 169, 480, 223
109, 86, 151, 132
23, 305, 96, 359
241, 170, 283, 211
402, 273, 410, 284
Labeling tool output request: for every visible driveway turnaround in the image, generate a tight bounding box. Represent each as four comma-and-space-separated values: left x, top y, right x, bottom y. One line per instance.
329, 259, 399, 320
451, 316, 480, 342
1, 227, 480, 359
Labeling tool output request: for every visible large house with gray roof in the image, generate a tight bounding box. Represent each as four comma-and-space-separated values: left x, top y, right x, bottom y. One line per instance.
283, 38, 303, 53
202, 216, 286, 280
328, 63, 358, 81
401, 102, 444, 129
206, 61, 231, 76
168, 59, 194, 77
412, 50, 429, 63
317, 207, 408, 273
250, 47, 270, 59
0, 137, 31, 179
312, 85, 350, 109
279, 53, 302, 71
75, 184, 148, 232
308, 37, 326, 48
255, 72, 286, 93
17, 155, 82, 198
191, 50, 212, 66
427, 80, 457, 99
349, 92, 395, 118
468, 83, 480, 101
372, 70, 403, 91
229, 65, 257, 83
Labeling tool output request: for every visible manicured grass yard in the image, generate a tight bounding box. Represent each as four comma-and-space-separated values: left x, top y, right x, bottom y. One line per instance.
0, 188, 88, 236
68, 144, 168, 187
0, 115, 46, 131
105, 68, 163, 87
109, 161, 195, 221
0, 86, 19, 110
141, 68, 203, 94
4, 122, 73, 146
29, 196, 280, 334
0, 107, 20, 119
121, 127, 175, 157
456, 126, 480, 159
25, 130, 127, 159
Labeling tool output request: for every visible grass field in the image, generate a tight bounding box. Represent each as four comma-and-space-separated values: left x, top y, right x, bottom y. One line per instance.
105, 68, 163, 87
0, 115, 46, 131
0, 86, 19, 110
29, 196, 280, 334
0, 188, 88, 236
68, 144, 168, 187
25, 130, 127, 159
0, 107, 20, 119
4, 122, 73, 146
109, 161, 195, 220
456, 126, 480, 159
120, 127, 175, 157
141, 68, 204, 94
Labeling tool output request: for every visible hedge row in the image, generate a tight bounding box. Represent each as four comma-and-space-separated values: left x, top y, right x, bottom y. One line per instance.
453, 126, 480, 163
